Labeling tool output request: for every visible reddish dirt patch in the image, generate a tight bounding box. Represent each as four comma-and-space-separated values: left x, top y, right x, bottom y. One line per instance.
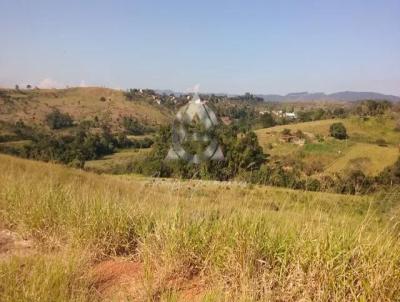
91, 259, 207, 301
172, 275, 207, 301
91, 259, 143, 293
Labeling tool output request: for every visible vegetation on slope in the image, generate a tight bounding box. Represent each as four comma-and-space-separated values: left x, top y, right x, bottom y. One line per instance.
0, 87, 173, 130
255, 116, 400, 177
1, 154, 400, 301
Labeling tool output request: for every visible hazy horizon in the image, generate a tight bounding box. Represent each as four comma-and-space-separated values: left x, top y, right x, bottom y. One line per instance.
1, 0, 399, 95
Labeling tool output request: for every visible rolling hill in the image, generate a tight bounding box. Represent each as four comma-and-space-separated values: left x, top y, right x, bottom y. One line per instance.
255, 117, 400, 176
0, 87, 173, 130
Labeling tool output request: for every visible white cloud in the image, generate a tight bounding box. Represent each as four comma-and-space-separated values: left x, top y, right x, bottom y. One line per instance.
38, 78, 64, 89
79, 80, 88, 87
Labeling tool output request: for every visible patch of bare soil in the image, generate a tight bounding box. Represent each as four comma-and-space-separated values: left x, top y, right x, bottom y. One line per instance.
0, 229, 33, 260
91, 259, 206, 301
91, 259, 143, 293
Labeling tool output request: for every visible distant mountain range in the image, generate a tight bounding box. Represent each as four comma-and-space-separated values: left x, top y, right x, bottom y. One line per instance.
256, 91, 400, 102
156, 89, 400, 102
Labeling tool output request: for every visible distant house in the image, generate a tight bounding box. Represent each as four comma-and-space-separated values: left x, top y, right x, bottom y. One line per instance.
284, 112, 297, 119
272, 110, 297, 119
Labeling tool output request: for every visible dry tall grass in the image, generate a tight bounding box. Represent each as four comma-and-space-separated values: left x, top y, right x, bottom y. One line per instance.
0, 154, 399, 301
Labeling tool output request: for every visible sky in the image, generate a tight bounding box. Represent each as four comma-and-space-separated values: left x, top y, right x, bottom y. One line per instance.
0, 0, 399, 95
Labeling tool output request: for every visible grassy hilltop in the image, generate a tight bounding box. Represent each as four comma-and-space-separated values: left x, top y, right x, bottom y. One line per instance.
0, 87, 172, 130
1, 154, 399, 301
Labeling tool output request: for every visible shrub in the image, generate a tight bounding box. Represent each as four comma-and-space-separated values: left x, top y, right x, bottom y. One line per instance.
121, 116, 151, 135
259, 112, 276, 128
356, 99, 392, 116
45, 109, 73, 129
335, 169, 372, 194
303, 159, 323, 176
376, 138, 388, 147
329, 122, 347, 139
377, 157, 400, 185
294, 129, 305, 139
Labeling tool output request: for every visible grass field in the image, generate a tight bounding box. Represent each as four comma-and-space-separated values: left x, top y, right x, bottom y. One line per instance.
255, 116, 400, 176
1, 154, 400, 301
256, 116, 400, 146
326, 143, 399, 175
85, 148, 151, 173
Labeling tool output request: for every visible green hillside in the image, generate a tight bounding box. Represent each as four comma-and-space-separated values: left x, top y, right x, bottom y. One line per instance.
255, 116, 400, 176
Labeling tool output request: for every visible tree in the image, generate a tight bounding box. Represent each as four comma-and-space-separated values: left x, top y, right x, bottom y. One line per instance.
122, 116, 147, 135
45, 109, 73, 129
329, 122, 347, 139
259, 112, 276, 128
333, 107, 346, 117
356, 100, 392, 116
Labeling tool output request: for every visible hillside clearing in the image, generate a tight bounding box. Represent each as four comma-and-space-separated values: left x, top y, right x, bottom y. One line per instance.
326, 143, 399, 175
255, 117, 400, 176
256, 116, 400, 146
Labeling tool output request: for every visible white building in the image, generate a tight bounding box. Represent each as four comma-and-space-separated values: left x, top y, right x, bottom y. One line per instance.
284, 112, 297, 119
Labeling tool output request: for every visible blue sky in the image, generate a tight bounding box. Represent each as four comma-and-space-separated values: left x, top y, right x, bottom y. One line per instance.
1, 0, 399, 95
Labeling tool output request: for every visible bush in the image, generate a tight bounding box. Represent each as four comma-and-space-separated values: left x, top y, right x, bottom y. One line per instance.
303, 159, 324, 176
259, 112, 276, 128
45, 109, 73, 129
356, 99, 392, 116
294, 129, 305, 139
335, 169, 372, 194
329, 122, 347, 139
376, 138, 388, 147
377, 157, 400, 185
121, 116, 151, 135
115, 132, 154, 149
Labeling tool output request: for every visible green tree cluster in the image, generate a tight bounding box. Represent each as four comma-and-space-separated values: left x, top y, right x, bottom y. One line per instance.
45, 109, 73, 129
